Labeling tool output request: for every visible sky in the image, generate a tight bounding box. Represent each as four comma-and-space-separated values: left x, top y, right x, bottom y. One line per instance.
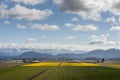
0, 0, 120, 51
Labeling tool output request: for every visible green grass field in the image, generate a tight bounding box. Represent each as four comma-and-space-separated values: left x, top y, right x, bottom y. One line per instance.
0, 65, 120, 80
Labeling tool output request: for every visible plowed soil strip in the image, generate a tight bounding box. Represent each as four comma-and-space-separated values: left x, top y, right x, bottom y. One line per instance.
58, 62, 62, 67
28, 69, 49, 80
28, 63, 62, 80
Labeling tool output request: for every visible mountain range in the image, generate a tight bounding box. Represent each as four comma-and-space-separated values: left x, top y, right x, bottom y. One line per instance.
0, 48, 86, 56
0, 48, 120, 60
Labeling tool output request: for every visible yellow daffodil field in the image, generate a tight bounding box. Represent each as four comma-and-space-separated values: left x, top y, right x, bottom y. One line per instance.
22, 62, 60, 66
61, 62, 99, 66
22, 62, 99, 67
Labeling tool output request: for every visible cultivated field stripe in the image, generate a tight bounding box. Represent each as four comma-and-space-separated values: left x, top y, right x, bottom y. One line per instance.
28, 69, 49, 80
58, 62, 62, 67
33, 63, 62, 80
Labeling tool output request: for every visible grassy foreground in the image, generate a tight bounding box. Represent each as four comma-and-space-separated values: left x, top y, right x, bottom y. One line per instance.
0, 62, 120, 80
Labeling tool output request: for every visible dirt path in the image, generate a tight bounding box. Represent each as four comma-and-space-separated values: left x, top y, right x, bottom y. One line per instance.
58, 62, 62, 67
28, 69, 49, 80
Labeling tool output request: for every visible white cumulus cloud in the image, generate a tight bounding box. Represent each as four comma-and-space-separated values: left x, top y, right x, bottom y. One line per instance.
65, 23, 74, 27
0, 4, 53, 21
17, 24, 26, 29
110, 26, 120, 31
106, 17, 116, 23
26, 38, 36, 44
31, 24, 60, 31
66, 36, 78, 40
4, 20, 10, 24
89, 34, 117, 46
12, 0, 46, 6
89, 34, 107, 44
73, 24, 97, 31
71, 17, 79, 21
42, 35, 47, 39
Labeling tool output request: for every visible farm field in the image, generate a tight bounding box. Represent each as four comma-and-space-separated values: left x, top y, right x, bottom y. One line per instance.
99, 63, 120, 69
22, 62, 99, 66
0, 62, 120, 80
0, 63, 25, 68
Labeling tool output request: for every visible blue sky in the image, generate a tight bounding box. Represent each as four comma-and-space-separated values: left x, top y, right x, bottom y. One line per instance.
0, 0, 120, 50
